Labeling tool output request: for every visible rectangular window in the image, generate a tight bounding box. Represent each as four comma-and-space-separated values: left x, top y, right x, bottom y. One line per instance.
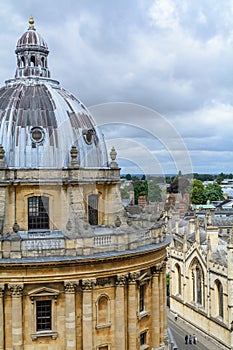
140, 331, 147, 345
139, 284, 144, 312
36, 300, 52, 331
28, 196, 49, 230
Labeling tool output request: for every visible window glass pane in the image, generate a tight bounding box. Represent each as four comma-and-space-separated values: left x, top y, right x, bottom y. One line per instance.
28, 196, 49, 230
140, 332, 146, 345
36, 300, 51, 331
139, 285, 144, 312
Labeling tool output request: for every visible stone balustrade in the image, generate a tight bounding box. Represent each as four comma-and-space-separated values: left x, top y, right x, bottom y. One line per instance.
0, 222, 167, 259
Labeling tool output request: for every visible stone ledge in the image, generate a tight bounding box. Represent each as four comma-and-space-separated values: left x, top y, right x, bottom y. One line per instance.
31, 331, 58, 340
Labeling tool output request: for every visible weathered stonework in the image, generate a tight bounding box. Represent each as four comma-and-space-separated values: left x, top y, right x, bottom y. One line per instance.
0, 18, 170, 350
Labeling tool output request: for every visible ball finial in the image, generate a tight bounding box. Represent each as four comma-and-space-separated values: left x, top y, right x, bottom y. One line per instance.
29, 16, 34, 27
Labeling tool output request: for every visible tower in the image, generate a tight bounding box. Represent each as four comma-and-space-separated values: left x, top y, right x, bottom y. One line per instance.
0, 19, 169, 350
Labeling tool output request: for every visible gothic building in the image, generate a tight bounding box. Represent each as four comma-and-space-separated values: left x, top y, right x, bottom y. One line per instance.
0, 18, 169, 350
169, 213, 233, 349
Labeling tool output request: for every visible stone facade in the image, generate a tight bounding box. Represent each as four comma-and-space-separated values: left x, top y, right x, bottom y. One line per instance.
0, 19, 170, 350
169, 212, 233, 349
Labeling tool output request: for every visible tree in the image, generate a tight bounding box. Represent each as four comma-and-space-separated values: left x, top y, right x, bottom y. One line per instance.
125, 173, 132, 180
133, 181, 148, 204
121, 185, 130, 199
203, 183, 224, 203
190, 179, 204, 204
167, 173, 190, 197
148, 180, 162, 202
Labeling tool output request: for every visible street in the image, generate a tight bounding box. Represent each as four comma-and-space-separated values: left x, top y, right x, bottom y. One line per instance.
168, 318, 210, 350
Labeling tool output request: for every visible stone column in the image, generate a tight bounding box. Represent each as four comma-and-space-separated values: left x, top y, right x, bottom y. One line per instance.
127, 272, 139, 350
64, 281, 77, 350
159, 265, 164, 345
151, 268, 160, 348
162, 264, 168, 345
0, 285, 4, 350
9, 284, 23, 350
82, 279, 95, 350
115, 275, 126, 350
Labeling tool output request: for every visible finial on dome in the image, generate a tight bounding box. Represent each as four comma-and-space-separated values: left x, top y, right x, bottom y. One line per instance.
28, 16, 35, 28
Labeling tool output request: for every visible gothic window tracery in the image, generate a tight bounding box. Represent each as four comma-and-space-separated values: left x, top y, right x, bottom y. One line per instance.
190, 258, 204, 306
215, 279, 224, 318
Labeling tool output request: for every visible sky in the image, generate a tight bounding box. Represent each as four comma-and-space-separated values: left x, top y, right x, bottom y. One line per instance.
0, 0, 233, 175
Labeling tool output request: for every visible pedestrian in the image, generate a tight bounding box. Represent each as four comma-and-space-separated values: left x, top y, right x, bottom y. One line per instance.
185, 334, 188, 344
174, 313, 178, 321
189, 334, 193, 344
193, 334, 197, 344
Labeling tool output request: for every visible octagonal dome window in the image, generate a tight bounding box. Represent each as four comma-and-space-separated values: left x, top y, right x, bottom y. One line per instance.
30, 127, 45, 143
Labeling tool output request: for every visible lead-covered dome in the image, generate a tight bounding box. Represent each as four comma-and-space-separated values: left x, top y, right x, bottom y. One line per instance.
0, 18, 108, 169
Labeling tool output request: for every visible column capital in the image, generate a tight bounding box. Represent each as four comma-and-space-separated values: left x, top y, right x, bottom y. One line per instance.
115, 274, 127, 286
8, 284, 23, 297
0, 284, 4, 297
82, 278, 96, 290
64, 281, 78, 293
128, 271, 140, 284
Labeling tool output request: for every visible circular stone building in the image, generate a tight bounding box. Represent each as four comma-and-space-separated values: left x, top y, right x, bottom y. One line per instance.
0, 18, 170, 350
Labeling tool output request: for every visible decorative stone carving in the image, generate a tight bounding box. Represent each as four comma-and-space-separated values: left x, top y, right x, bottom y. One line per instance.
82, 279, 96, 290
115, 274, 127, 286
128, 271, 140, 283
109, 146, 118, 168
69, 145, 79, 168
0, 284, 4, 297
13, 222, 20, 233
64, 281, 78, 293
8, 284, 23, 297
115, 215, 121, 227
66, 219, 72, 231
0, 144, 6, 168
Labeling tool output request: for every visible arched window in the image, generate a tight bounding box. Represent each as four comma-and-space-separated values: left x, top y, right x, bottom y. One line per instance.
216, 280, 224, 318
196, 266, 202, 304
175, 264, 182, 295
30, 56, 36, 67
190, 258, 204, 306
21, 57, 25, 68
88, 194, 98, 225
28, 196, 49, 230
41, 56, 45, 68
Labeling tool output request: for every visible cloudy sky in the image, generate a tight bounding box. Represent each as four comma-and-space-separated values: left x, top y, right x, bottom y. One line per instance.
0, 0, 233, 175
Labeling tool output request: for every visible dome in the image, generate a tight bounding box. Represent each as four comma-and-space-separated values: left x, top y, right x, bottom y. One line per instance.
0, 18, 108, 169
16, 18, 48, 52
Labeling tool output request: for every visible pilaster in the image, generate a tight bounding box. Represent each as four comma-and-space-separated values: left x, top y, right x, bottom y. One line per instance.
115, 274, 127, 349
64, 281, 78, 350
8, 284, 23, 350
0, 285, 4, 350
127, 272, 139, 350
82, 279, 95, 350
151, 269, 160, 347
